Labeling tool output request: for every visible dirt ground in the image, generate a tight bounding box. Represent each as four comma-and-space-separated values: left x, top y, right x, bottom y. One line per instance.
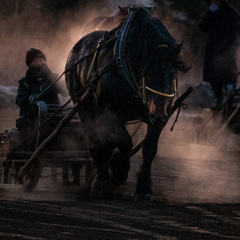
0, 110, 240, 239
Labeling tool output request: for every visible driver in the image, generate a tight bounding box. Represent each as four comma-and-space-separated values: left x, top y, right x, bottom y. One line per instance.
199, 0, 240, 110
16, 48, 64, 141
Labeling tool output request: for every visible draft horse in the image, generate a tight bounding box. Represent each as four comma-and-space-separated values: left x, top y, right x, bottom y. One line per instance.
65, 7, 189, 199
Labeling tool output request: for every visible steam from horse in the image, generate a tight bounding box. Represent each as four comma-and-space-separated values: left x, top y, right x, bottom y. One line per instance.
65, 7, 189, 199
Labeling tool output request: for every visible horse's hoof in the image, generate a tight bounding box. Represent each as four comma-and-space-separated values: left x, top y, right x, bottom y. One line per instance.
110, 172, 129, 186
134, 193, 153, 202
89, 175, 115, 199
113, 184, 128, 199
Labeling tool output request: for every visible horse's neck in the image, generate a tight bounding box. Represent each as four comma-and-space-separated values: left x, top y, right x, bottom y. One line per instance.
124, 35, 146, 83
122, 11, 151, 83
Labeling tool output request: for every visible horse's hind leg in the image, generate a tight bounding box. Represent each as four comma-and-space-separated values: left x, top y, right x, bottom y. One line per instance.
109, 124, 133, 186
89, 146, 116, 199
81, 109, 132, 198
79, 115, 115, 198
95, 109, 133, 185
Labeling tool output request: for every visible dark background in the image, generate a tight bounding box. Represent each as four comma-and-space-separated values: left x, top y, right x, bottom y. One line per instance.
0, 0, 240, 97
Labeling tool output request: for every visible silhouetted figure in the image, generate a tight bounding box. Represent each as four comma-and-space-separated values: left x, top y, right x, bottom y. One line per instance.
199, 0, 240, 110
16, 48, 62, 141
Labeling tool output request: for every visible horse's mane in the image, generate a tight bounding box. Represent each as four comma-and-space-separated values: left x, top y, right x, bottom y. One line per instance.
83, 5, 129, 33
121, 8, 190, 77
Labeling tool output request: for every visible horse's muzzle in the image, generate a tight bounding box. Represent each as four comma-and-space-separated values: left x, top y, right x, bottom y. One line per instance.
149, 113, 168, 125
149, 98, 168, 125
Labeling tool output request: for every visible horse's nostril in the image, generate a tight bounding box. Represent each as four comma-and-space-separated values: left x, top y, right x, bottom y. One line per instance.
149, 113, 168, 125
149, 113, 154, 120
149, 113, 157, 125
162, 115, 168, 121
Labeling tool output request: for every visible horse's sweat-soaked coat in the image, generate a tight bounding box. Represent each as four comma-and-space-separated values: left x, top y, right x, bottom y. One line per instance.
65, 7, 189, 199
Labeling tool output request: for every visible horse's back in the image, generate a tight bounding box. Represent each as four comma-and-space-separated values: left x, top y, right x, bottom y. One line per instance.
65, 31, 107, 101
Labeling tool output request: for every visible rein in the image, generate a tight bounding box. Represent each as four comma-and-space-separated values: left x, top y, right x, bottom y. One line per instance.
36, 35, 118, 100
140, 43, 176, 104
35, 6, 178, 116
113, 11, 176, 107
9, 35, 118, 157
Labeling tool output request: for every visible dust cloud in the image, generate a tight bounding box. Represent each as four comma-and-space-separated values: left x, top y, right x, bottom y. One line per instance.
152, 113, 240, 203
0, 0, 122, 128
0, 1, 129, 87
235, 41, 240, 81
0, 1, 239, 204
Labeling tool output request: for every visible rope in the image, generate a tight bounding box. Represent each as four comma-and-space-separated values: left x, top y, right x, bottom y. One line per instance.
36, 35, 117, 99
170, 106, 181, 131
170, 102, 188, 131
16, 34, 119, 181
130, 122, 143, 138
10, 98, 72, 154
7, 35, 118, 158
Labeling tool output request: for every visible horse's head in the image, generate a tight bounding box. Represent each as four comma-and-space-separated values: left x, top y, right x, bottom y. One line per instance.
113, 7, 190, 125
141, 42, 189, 125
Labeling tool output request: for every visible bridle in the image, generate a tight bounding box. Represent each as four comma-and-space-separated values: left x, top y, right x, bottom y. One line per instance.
145, 86, 175, 98
113, 10, 177, 107
141, 75, 176, 105
140, 43, 177, 104
66, 6, 177, 108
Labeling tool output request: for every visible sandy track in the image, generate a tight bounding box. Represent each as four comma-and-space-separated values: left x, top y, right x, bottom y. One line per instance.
0, 112, 240, 239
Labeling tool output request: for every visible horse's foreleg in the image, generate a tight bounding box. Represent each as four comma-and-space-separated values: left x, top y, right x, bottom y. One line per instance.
136, 123, 163, 198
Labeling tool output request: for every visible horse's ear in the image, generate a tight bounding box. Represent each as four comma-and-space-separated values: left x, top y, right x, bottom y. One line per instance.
118, 6, 124, 14
119, 6, 129, 15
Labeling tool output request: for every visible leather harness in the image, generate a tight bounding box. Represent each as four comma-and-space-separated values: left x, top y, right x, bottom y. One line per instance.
87, 6, 176, 107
